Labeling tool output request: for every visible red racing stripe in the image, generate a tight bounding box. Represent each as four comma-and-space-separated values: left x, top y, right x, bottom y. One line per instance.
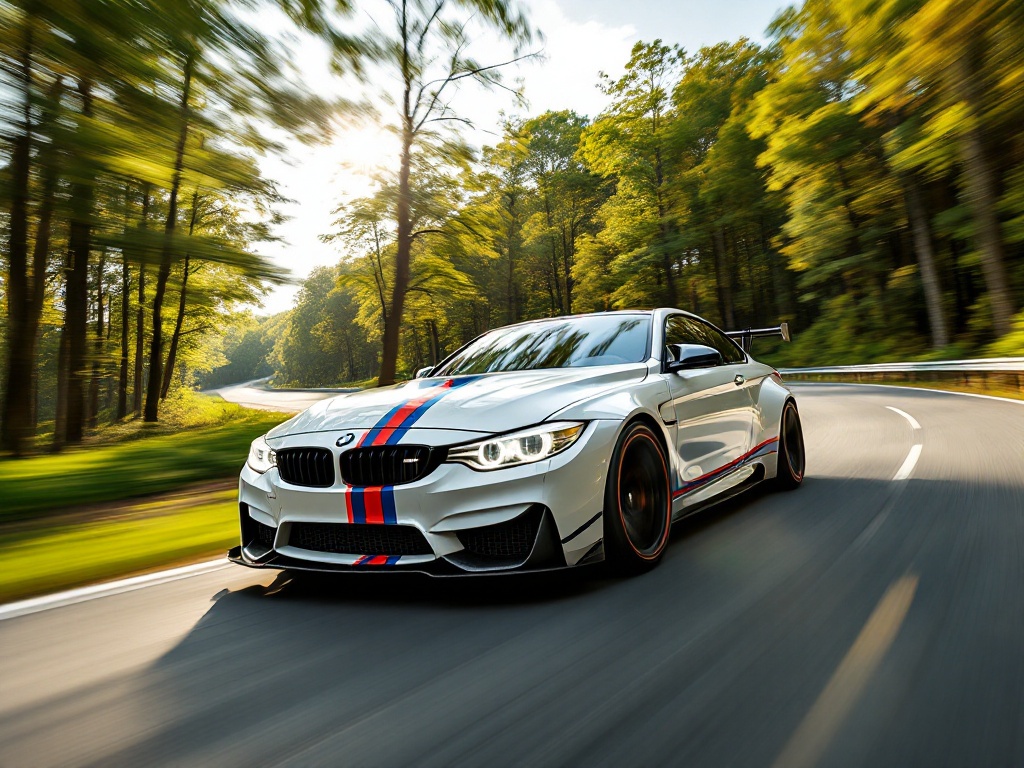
363, 487, 385, 524
371, 380, 454, 446
673, 437, 779, 498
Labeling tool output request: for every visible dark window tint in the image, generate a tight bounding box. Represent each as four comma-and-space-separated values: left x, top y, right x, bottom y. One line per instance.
664, 315, 745, 365
433, 315, 652, 376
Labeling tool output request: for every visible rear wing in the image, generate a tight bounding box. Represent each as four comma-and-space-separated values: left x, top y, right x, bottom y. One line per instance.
726, 322, 790, 354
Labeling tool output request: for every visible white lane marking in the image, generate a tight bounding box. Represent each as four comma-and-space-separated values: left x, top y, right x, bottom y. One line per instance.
851, 408, 922, 549
0, 558, 232, 622
772, 574, 919, 768
886, 405, 921, 431
892, 443, 922, 482
790, 381, 1024, 406
884, 405, 923, 482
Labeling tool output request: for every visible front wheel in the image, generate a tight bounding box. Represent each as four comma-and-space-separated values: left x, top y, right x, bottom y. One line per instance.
773, 400, 805, 490
604, 422, 672, 574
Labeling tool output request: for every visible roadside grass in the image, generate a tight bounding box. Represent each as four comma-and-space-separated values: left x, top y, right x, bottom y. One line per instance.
0, 490, 239, 603
0, 395, 288, 524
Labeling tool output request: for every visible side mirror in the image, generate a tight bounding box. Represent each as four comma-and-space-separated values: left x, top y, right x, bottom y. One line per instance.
664, 343, 723, 373
414, 366, 434, 379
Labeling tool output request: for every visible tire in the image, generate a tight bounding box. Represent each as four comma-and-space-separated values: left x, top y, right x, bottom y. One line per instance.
604, 421, 672, 574
773, 400, 805, 490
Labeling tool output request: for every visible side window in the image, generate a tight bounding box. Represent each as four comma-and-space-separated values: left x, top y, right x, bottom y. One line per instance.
698, 321, 746, 364
663, 315, 746, 365
664, 315, 697, 350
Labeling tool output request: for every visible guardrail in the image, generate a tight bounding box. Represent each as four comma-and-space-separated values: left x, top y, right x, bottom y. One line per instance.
780, 358, 1024, 393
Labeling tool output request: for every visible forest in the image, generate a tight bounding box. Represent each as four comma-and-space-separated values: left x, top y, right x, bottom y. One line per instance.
3, 0, 1024, 455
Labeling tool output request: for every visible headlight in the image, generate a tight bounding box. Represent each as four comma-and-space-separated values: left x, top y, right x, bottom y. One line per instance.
247, 435, 277, 474
446, 422, 585, 471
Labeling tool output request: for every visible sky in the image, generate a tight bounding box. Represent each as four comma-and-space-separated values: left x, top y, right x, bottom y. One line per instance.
256, 0, 789, 315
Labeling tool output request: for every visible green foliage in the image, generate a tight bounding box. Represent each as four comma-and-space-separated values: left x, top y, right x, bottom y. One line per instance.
0, 402, 285, 522
0, 492, 238, 602
987, 312, 1024, 356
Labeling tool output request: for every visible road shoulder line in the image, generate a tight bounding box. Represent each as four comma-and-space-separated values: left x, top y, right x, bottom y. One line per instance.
0, 558, 230, 622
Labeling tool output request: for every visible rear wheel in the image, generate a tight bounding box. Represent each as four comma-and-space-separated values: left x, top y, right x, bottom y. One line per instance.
604, 422, 672, 574
773, 400, 805, 490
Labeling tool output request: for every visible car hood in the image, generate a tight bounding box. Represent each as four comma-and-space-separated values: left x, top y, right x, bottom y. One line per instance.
267, 364, 648, 439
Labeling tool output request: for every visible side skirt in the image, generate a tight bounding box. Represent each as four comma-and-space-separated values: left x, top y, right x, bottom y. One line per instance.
670, 464, 766, 523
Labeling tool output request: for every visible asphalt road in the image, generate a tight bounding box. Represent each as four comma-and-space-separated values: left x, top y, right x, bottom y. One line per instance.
209, 379, 347, 413
3, 383, 1024, 767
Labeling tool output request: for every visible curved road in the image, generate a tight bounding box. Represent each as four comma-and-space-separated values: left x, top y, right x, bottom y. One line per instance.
2, 384, 1024, 767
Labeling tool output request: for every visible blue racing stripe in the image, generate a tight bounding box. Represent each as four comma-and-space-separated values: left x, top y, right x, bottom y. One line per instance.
385, 555, 401, 565
349, 488, 367, 524
383, 376, 483, 445
361, 401, 407, 447
381, 486, 398, 525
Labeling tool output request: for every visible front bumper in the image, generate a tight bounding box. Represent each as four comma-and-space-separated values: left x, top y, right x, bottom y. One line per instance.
232, 420, 619, 574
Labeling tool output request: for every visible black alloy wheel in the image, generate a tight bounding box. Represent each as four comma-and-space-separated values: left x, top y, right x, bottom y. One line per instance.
604, 422, 672, 573
774, 400, 805, 490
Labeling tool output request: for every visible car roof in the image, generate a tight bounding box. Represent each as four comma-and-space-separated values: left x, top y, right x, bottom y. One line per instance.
492, 309, 655, 331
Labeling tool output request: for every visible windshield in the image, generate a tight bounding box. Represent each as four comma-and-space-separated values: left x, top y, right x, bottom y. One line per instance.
433, 315, 652, 376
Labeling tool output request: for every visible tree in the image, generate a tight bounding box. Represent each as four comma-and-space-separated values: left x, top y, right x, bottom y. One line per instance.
351, 0, 534, 386
521, 111, 603, 315
580, 41, 686, 308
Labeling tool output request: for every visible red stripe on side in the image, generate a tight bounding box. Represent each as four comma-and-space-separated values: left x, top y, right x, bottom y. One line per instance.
363, 487, 385, 524
366, 555, 389, 565
673, 437, 780, 498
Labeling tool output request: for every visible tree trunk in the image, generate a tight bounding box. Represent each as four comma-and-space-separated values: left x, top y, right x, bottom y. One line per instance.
117, 251, 131, 419
653, 143, 677, 307
161, 190, 199, 399
902, 174, 949, 349
1, 26, 34, 454
117, 186, 133, 419
133, 186, 151, 417
427, 320, 440, 364
145, 54, 193, 421
505, 194, 518, 324
378, 121, 414, 387
63, 78, 95, 445
53, 327, 71, 450
953, 54, 1014, 336
88, 247, 106, 428
161, 256, 192, 399
561, 225, 574, 313
712, 227, 736, 329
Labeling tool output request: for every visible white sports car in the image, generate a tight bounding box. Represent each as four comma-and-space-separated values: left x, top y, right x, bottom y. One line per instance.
228, 309, 804, 576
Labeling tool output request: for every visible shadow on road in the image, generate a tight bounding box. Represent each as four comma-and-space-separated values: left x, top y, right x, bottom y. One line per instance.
84, 470, 1024, 767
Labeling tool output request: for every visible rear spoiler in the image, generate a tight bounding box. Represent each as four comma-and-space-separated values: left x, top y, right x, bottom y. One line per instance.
726, 322, 790, 353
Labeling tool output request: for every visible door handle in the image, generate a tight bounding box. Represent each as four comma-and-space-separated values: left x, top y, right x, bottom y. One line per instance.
734, 374, 745, 386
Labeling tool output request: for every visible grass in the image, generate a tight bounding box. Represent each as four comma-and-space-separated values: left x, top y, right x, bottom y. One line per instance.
0, 394, 289, 524
0, 392, 294, 602
0, 490, 239, 603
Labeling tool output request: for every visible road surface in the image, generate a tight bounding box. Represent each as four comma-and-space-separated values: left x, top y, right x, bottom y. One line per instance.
209, 379, 351, 413
2, 383, 1024, 767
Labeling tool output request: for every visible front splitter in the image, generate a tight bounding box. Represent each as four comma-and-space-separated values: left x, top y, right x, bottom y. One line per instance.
226, 546, 583, 578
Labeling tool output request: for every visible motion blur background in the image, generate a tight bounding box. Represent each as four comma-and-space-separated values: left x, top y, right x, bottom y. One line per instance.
2, 0, 1024, 449
3, 3, 1024, 766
